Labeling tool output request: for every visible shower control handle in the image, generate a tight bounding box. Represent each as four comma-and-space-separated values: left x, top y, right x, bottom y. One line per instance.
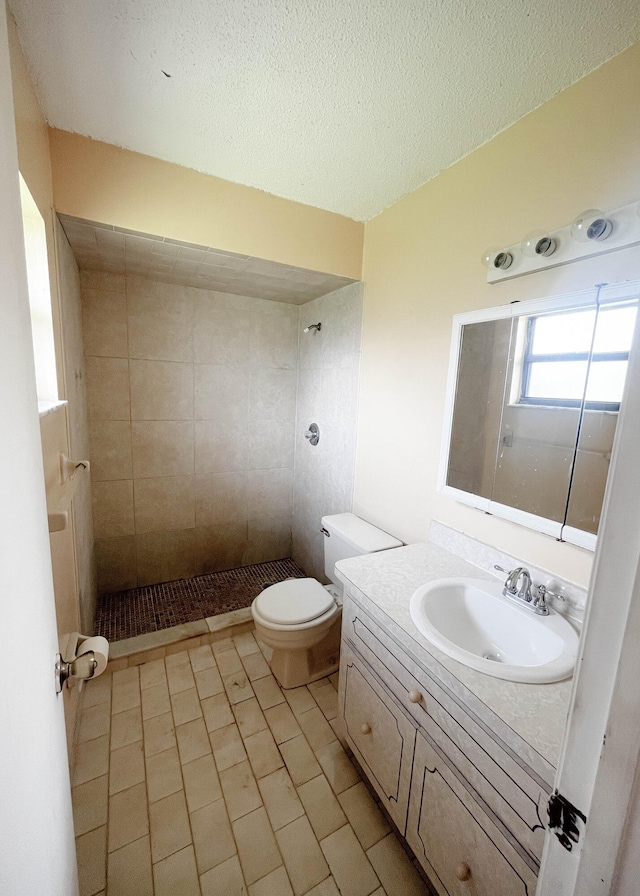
304, 423, 320, 446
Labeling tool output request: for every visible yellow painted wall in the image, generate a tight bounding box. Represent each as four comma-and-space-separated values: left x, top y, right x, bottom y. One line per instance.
48, 129, 364, 280
356, 40, 640, 588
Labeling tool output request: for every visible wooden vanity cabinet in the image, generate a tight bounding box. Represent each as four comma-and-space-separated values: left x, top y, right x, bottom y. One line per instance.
338, 587, 548, 896
407, 734, 538, 896
341, 644, 415, 833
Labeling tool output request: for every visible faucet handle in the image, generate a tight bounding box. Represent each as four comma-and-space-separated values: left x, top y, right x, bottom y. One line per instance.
532, 584, 551, 615
536, 584, 565, 603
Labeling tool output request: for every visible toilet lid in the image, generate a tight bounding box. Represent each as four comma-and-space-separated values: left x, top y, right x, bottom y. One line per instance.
255, 578, 335, 625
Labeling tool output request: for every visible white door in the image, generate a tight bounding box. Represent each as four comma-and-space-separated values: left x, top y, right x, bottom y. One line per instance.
537, 297, 640, 894
0, 7, 79, 895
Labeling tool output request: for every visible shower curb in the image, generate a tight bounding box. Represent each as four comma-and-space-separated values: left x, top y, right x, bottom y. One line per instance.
105, 607, 254, 673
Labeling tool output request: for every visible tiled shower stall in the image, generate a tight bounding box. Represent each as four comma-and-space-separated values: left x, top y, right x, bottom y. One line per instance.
80, 266, 363, 595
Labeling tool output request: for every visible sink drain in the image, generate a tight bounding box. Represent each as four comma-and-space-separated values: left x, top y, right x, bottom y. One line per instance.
482, 651, 503, 663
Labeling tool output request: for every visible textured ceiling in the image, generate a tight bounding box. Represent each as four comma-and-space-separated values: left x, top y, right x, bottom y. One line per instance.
58, 214, 354, 303
9, 1, 640, 221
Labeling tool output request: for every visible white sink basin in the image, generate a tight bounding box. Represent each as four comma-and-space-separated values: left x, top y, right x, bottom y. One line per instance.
409, 577, 579, 683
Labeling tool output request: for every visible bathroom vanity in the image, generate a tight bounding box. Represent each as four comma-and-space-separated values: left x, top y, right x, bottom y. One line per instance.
336, 541, 575, 896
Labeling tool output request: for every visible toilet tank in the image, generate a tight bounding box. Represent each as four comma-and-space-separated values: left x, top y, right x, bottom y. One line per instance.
321, 513, 402, 583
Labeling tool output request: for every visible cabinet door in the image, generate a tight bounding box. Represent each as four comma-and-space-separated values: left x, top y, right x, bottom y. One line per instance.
342, 645, 416, 834
407, 734, 538, 896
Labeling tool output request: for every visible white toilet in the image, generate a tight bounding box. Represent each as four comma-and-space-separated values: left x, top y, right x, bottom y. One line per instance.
251, 513, 401, 688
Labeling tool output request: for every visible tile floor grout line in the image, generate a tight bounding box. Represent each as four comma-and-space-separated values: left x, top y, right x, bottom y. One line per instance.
75, 630, 418, 896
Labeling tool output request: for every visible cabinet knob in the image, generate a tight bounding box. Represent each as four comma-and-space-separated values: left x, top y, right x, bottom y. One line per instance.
360, 722, 372, 735
455, 862, 471, 882
408, 689, 423, 704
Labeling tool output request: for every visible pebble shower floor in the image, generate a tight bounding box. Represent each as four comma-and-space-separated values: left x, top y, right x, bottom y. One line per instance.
95, 559, 307, 642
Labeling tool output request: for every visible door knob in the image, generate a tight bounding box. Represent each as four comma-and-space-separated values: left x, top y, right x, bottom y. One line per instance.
361, 722, 372, 735
455, 862, 471, 881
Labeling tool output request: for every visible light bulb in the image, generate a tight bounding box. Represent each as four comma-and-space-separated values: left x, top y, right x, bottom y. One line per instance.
571, 209, 613, 243
493, 251, 513, 270
481, 247, 498, 268
522, 230, 557, 258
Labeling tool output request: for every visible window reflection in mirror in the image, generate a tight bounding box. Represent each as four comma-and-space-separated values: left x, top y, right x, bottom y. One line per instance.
565, 301, 637, 534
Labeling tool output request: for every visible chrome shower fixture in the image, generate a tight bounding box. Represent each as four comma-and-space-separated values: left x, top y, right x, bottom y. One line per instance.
303, 322, 322, 333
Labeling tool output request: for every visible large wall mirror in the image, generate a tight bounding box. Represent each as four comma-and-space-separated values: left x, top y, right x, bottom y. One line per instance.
439, 279, 640, 549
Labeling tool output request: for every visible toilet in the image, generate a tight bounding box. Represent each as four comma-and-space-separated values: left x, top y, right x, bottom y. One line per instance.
251, 513, 402, 688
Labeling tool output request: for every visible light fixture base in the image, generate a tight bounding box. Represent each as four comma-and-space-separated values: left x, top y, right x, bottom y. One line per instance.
487, 199, 640, 283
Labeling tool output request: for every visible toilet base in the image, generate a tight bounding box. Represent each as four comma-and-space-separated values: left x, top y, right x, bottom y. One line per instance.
263, 616, 341, 689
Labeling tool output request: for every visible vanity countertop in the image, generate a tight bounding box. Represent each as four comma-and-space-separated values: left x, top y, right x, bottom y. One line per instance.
336, 542, 574, 771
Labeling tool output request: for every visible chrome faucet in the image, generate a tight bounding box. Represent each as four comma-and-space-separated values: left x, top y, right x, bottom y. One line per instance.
495, 565, 550, 616
504, 566, 532, 602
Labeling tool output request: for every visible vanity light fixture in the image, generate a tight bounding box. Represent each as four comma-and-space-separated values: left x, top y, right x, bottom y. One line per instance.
486, 198, 640, 284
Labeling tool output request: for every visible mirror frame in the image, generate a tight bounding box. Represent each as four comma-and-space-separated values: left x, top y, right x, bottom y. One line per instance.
438, 279, 640, 550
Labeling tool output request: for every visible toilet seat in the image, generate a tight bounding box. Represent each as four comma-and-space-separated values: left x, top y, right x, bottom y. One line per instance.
254, 578, 335, 626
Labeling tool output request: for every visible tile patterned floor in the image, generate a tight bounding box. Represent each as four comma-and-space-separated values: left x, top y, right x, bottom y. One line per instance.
95, 560, 307, 642
72, 631, 429, 896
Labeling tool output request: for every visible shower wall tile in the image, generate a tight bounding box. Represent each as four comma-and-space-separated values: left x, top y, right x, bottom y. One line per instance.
82, 289, 128, 358
291, 283, 363, 580
246, 469, 294, 518
127, 283, 194, 362
81, 276, 319, 591
194, 421, 249, 474
129, 360, 194, 421
296, 369, 322, 427
89, 421, 133, 481
297, 317, 323, 371
294, 473, 344, 531
133, 477, 195, 534
291, 520, 324, 583
86, 357, 131, 420
96, 536, 137, 593
56, 221, 97, 646
196, 523, 249, 575
320, 366, 360, 421
194, 365, 250, 422
250, 310, 298, 369
246, 420, 295, 470
131, 422, 195, 479
195, 473, 249, 526
92, 480, 135, 539
250, 368, 298, 423
80, 271, 126, 293
136, 529, 198, 587
193, 299, 253, 365
244, 514, 292, 566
